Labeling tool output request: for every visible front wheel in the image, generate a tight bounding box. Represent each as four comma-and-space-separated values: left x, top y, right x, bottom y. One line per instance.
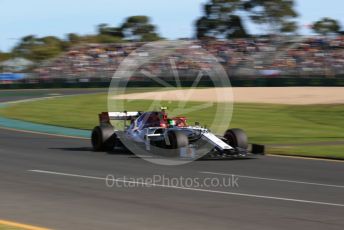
224, 128, 248, 149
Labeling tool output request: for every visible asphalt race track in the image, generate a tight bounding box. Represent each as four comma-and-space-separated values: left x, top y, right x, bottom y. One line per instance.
0, 90, 343, 230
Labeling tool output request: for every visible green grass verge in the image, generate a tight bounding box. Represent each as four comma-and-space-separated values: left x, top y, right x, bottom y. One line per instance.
268, 145, 344, 159
0, 93, 343, 158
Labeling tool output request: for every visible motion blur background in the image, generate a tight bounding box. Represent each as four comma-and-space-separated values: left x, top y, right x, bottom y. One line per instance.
0, 0, 343, 87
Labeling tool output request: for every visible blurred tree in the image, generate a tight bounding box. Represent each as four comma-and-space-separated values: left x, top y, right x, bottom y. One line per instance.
244, 0, 298, 34
40, 36, 61, 45
97, 23, 123, 38
96, 34, 123, 43
29, 45, 62, 61
280, 21, 298, 33
67, 33, 81, 44
12, 35, 65, 61
312, 17, 341, 35
121, 16, 161, 41
196, 0, 298, 38
0, 52, 11, 62
12, 35, 38, 57
195, 0, 248, 39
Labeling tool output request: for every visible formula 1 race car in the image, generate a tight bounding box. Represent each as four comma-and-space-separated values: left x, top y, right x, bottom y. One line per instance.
91, 108, 260, 159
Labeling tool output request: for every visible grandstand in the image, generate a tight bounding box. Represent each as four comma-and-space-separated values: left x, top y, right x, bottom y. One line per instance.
30, 36, 344, 82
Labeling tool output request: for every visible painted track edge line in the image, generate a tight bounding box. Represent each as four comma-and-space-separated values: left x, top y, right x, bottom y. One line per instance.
0, 126, 89, 140
28, 169, 344, 208
200, 171, 344, 188
266, 153, 344, 163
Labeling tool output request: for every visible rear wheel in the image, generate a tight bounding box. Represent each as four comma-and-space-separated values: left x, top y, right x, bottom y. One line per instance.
224, 128, 248, 149
91, 126, 117, 152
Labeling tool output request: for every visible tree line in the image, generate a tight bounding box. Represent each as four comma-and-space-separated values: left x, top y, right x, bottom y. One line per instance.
0, 0, 343, 62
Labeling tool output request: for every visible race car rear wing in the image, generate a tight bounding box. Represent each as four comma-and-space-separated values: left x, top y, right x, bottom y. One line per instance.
99, 111, 142, 124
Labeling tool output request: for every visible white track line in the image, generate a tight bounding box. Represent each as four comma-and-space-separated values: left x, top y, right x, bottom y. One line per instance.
28, 169, 344, 207
200, 171, 344, 189
0, 126, 89, 140
5, 95, 67, 105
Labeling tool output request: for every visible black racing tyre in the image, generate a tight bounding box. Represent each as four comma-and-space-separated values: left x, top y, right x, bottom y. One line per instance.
224, 128, 248, 149
167, 130, 189, 149
91, 125, 117, 151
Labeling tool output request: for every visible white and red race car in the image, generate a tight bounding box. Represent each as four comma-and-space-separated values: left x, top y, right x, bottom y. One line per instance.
91, 108, 262, 159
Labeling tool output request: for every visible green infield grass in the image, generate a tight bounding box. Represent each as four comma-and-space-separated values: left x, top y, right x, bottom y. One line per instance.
0, 93, 343, 158
268, 145, 344, 160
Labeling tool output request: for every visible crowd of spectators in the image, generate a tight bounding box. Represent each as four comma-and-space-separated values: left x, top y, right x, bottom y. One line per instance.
33, 36, 344, 80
